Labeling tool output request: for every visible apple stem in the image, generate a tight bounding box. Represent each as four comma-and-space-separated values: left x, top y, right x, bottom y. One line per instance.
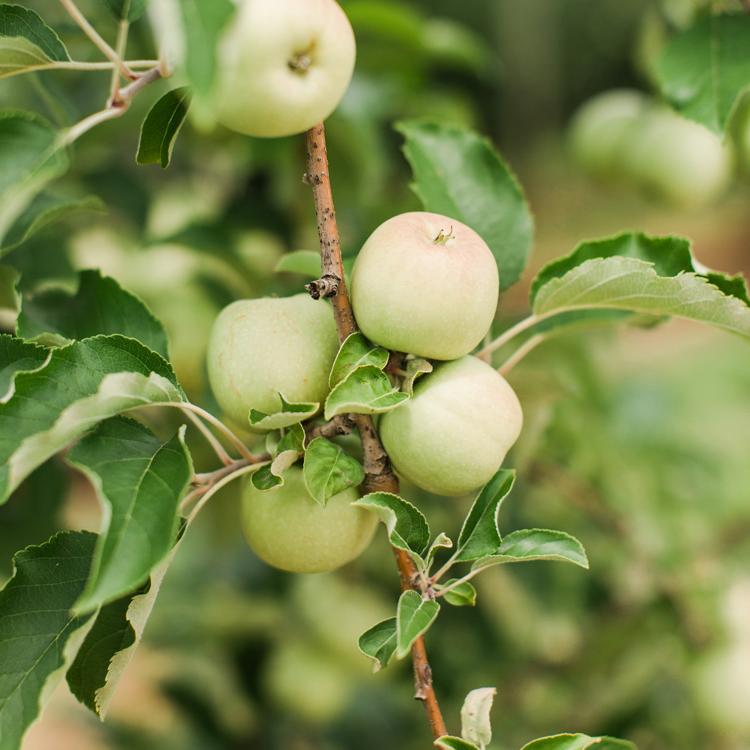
304, 123, 449, 741
433, 226, 455, 245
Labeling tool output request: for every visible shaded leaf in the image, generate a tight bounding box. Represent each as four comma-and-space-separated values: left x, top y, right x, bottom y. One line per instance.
434, 737, 480, 750
0, 264, 19, 314
329, 332, 389, 388
303, 436, 364, 506
136, 87, 192, 168
16, 269, 169, 358
249, 393, 319, 430
354, 492, 430, 557
455, 469, 515, 562
67, 418, 192, 612
402, 357, 432, 395
358, 617, 397, 672
473, 529, 589, 571
251, 464, 283, 491
396, 589, 440, 658
0, 531, 97, 750
103, 0, 148, 22
442, 580, 476, 607
275, 250, 321, 279
324, 365, 408, 420
0, 334, 48, 403
521, 734, 636, 750
0, 5, 69, 80
424, 532, 452, 570
397, 120, 533, 289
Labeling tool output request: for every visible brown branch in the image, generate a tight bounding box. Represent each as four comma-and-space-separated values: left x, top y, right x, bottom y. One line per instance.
304, 123, 448, 740
305, 414, 356, 441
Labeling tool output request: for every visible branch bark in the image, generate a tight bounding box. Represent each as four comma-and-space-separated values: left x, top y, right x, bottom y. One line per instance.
304, 123, 448, 740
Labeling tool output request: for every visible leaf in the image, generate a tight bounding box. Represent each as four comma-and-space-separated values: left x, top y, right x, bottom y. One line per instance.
0, 5, 70, 80
136, 87, 192, 168
329, 332, 390, 388
520, 734, 636, 750
275, 250, 322, 279
324, 365, 408, 420
472, 529, 589, 571
66, 418, 192, 612
354, 492, 430, 557
396, 589, 440, 658
16, 269, 169, 358
66, 539, 182, 716
251, 464, 282, 490
303, 436, 364, 506
276, 422, 305, 455
0, 264, 19, 313
0, 334, 48, 403
103, 0, 148, 22
402, 357, 432, 396
248, 393, 319, 430
656, 13, 750, 134
269, 422, 305, 476
358, 617, 398, 672
442, 580, 476, 607
455, 469, 515, 562
0, 193, 104, 255
460, 687, 496, 749
0, 531, 97, 750
396, 120, 533, 290
532, 256, 750, 340
434, 737, 480, 750
424, 532, 453, 570
0, 334, 184, 504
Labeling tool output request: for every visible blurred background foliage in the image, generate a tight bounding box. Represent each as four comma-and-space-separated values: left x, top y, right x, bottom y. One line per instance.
1, 0, 750, 749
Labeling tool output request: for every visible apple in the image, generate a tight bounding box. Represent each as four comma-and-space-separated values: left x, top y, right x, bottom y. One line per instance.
350, 212, 499, 360
241, 467, 377, 573
379, 355, 522, 496
207, 294, 339, 427
569, 89, 649, 177
215, 0, 356, 138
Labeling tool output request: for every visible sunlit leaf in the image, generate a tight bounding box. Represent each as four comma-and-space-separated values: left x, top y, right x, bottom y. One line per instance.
472, 529, 589, 571
324, 365, 408, 420
358, 617, 397, 672
136, 87, 192, 168
396, 589, 440, 658
354, 491, 430, 557
303, 436, 364, 506
329, 332, 389, 388
249, 393, 319, 430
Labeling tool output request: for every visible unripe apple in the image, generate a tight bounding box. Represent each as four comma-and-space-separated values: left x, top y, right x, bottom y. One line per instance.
241, 467, 377, 573
215, 0, 356, 138
207, 294, 339, 426
380, 356, 522, 496
350, 212, 499, 360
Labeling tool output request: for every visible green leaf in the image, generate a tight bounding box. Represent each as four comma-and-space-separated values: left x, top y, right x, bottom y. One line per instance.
402, 357, 432, 396
276, 422, 305, 455
656, 13, 750, 133
0, 264, 19, 313
251, 464, 282, 490
248, 393, 319, 430
0, 5, 70, 80
532, 256, 750, 340
0, 334, 48, 402
0, 111, 68, 245
329, 332, 390, 388
0, 531, 97, 750
103, 0, 148, 22
354, 492, 430, 557
275, 250, 322, 279
358, 617, 397, 672
324, 365, 409, 420
442, 580, 476, 607
66, 539, 182, 716
434, 737, 480, 750
395, 589, 440, 658
520, 734, 636, 750
472, 529, 589, 571
136, 87, 192, 168
16, 269, 169, 359
0, 334, 184, 503
424, 532, 453, 570
396, 120, 533, 290
455, 469, 515, 562
0, 193, 104, 255
460, 687, 496, 749
67, 418, 192, 613
303, 436, 364, 506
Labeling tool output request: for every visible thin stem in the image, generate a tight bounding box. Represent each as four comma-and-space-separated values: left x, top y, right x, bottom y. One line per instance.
174, 403, 257, 464
186, 462, 263, 524
477, 314, 539, 359
183, 409, 234, 466
305, 123, 448, 740
498, 333, 545, 376
430, 550, 460, 585
109, 20, 130, 102
434, 568, 481, 596
59, 0, 133, 78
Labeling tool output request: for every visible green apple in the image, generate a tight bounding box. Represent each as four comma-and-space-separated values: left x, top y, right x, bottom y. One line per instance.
569, 89, 649, 176
207, 294, 339, 426
216, 0, 356, 138
380, 356, 522, 496
241, 467, 377, 573
350, 212, 499, 360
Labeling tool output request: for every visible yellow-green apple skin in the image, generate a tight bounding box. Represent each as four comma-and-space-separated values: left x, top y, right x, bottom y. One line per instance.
350, 212, 499, 360
241, 467, 377, 573
207, 294, 339, 426
380, 356, 523, 496
216, 0, 356, 138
